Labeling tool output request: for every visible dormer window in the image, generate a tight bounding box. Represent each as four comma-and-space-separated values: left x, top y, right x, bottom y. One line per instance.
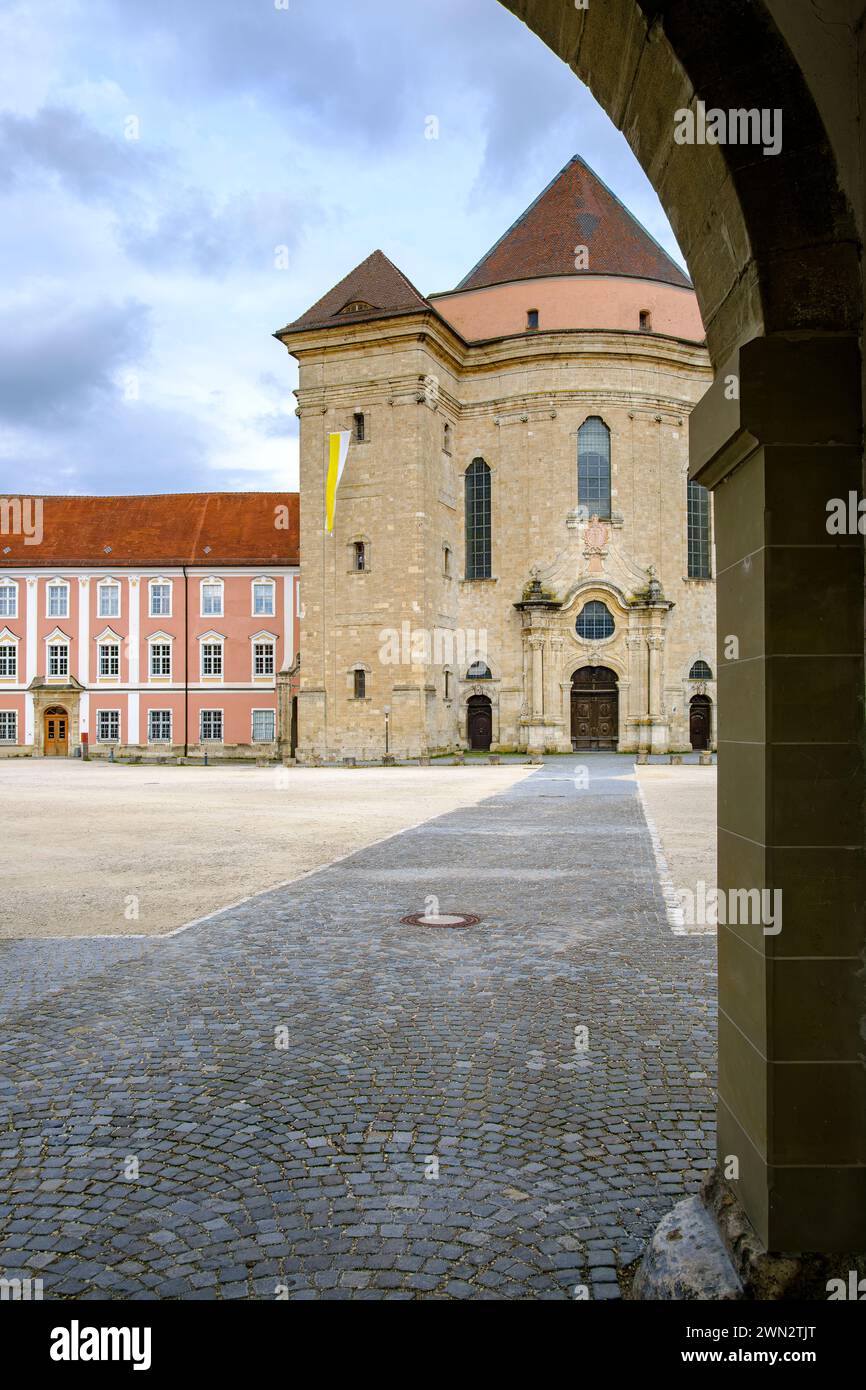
342, 300, 375, 314
527, 309, 539, 330
353, 411, 366, 443
640, 309, 652, 330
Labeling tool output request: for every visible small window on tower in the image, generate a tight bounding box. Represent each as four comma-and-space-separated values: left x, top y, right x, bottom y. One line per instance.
639, 310, 652, 331
353, 669, 366, 700
353, 541, 366, 572
353, 411, 366, 442
527, 309, 539, 330
443, 422, 452, 453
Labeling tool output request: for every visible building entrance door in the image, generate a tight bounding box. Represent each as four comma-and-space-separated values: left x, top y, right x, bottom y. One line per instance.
44, 707, 69, 756
689, 694, 711, 751
467, 695, 492, 750
571, 667, 618, 750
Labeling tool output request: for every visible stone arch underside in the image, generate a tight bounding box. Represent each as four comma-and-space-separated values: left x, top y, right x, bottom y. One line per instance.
500, 0, 859, 366
498, 0, 865, 1273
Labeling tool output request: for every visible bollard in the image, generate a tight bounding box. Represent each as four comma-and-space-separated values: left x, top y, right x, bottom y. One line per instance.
636, 752, 649, 764
669, 753, 683, 765
699, 751, 713, 766
488, 754, 501, 765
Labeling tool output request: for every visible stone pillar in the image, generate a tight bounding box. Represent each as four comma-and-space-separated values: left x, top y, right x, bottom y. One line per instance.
646, 635, 660, 718
529, 635, 544, 719
692, 334, 865, 1255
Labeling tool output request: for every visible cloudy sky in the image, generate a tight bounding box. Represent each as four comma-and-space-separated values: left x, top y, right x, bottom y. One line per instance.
0, 0, 686, 498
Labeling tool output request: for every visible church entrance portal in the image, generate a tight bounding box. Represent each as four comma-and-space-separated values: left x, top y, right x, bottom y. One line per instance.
571, 667, 618, 751
467, 694, 492, 750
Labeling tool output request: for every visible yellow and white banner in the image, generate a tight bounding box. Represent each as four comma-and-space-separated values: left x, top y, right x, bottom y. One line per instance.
325, 430, 351, 534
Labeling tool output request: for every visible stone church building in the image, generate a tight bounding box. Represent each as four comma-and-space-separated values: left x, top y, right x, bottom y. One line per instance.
278, 156, 715, 760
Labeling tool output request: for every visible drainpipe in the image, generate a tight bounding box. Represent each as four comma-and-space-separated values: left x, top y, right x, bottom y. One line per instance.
183, 565, 189, 758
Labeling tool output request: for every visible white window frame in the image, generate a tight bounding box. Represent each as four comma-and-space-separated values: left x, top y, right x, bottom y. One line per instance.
200, 577, 224, 618
251, 708, 276, 743
0, 580, 18, 619
147, 632, 173, 681
0, 629, 19, 681
147, 709, 172, 744
98, 641, 120, 679
252, 577, 276, 617
96, 709, 121, 744
46, 632, 70, 680
199, 632, 225, 682
200, 708, 224, 743
46, 578, 70, 619
97, 578, 121, 620
0, 709, 18, 743
148, 577, 173, 618
251, 631, 277, 682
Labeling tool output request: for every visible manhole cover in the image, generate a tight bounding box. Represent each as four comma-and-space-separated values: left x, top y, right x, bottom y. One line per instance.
401, 911, 482, 929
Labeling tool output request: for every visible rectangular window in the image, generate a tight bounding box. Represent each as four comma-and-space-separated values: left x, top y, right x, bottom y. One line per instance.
254, 642, 275, 677
354, 669, 366, 700
353, 542, 366, 572
97, 709, 120, 743
150, 643, 171, 678
202, 643, 223, 677
48, 644, 68, 677
253, 582, 274, 615
150, 583, 171, 617
0, 710, 17, 742
687, 480, 712, 579
98, 585, 119, 618
99, 643, 120, 677
639, 309, 652, 331
200, 709, 223, 742
48, 584, 68, 618
353, 411, 365, 443
252, 709, 275, 742
202, 583, 223, 616
527, 308, 539, 330
0, 584, 17, 617
148, 709, 172, 743
0, 646, 17, 678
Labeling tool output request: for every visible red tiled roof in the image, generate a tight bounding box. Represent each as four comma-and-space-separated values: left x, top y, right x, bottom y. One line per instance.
0, 492, 299, 567
280, 249, 431, 333
457, 156, 692, 292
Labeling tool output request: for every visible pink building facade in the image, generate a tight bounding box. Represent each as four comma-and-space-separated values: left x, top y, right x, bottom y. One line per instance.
0, 493, 300, 759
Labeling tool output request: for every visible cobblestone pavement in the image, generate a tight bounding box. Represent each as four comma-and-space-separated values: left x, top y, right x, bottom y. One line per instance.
0, 755, 716, 1300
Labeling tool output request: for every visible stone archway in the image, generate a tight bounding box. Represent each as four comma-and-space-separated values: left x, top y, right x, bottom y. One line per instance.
500, 1, 864, 1273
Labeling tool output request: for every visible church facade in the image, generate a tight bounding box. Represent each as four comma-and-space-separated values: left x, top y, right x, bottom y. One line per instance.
278, 157, 715, 760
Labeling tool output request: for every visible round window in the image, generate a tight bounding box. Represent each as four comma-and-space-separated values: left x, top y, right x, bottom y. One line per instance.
576, 601, 614, 641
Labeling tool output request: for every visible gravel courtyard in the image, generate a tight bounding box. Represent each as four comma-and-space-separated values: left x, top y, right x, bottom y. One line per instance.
0, 755, 717, 1300
0, 760, 531, 938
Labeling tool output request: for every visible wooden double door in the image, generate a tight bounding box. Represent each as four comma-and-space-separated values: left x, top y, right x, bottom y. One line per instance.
571, 667, 618, 750
44, 707, 69, 756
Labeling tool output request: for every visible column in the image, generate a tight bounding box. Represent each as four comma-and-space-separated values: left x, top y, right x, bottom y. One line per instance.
692, 333, 865, 1252
25, 577, 37, 746
529, 635, 544, 718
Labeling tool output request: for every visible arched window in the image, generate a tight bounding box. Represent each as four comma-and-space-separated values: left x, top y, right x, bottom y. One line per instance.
465, 458, 491, 580
578, 417, 611, 518
689, 659, 713, 680
575, 600, 614, 641
687, 479, 711, 578
466, 661, 492, 680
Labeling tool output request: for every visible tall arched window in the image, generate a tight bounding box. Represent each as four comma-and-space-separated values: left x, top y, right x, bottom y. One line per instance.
465, 458, 491, 579
578, 417, 611, 518
687, 479, 711, 578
